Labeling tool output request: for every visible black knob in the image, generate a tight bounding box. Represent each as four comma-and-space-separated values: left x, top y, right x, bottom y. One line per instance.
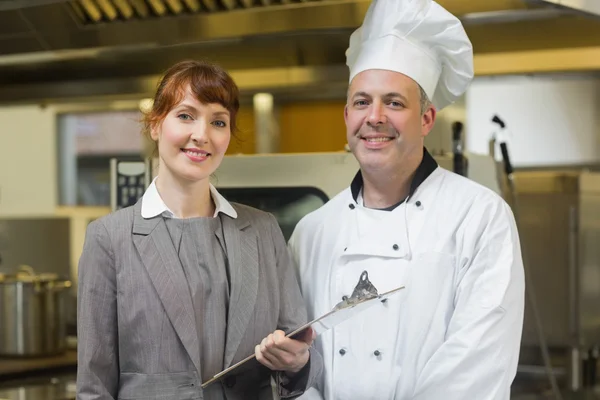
492, 115, 506, 129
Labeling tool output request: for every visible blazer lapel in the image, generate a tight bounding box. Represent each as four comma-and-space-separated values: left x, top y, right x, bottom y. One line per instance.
220, 213, 259, 368
131, 203, 201, 375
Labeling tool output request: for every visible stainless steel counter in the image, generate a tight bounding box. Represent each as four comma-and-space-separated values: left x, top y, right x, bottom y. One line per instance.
0, 350, 77, 379
0, 372, 76, 400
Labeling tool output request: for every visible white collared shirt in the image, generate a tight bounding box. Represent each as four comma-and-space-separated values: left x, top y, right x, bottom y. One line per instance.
141, 177, 237, 219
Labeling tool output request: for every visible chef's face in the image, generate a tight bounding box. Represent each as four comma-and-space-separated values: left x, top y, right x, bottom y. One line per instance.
344, 69, 436, 174
151, 86, 231, 184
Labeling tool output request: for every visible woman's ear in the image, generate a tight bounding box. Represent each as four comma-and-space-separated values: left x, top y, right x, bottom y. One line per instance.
150, 122, 160, 141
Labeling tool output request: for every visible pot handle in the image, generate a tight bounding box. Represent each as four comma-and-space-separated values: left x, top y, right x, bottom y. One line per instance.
52, 281, 73, 290
17, 264, 35, 276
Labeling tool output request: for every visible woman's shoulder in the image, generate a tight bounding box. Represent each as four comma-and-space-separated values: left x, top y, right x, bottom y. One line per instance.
229, 202, 277, 230
89, 205, 136, 232
230, 202, 271, 220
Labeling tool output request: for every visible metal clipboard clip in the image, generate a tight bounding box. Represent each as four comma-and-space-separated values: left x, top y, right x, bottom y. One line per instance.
201, 270, 405, 389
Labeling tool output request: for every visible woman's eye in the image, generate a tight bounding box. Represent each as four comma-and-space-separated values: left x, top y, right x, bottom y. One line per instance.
178, 113, 192, 121
212, 120, 227, 128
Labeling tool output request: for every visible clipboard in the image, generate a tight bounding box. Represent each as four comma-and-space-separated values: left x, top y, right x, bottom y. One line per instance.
201, 271, 405, 389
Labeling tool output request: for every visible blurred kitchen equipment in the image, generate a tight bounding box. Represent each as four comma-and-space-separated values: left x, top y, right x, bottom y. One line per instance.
110, 158, 152, 211
0, 372, 77, 400
452, 121, 468, 177
506, 166, 600, 396
0, 265, 72, 357
492, 114, 563, 400
0, 217, 74, 327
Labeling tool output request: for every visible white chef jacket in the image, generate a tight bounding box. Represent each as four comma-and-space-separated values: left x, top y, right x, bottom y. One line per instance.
288, 154, 525, 400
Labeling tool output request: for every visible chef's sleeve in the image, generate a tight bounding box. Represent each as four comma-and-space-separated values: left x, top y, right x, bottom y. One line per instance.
411, 198, 525, 400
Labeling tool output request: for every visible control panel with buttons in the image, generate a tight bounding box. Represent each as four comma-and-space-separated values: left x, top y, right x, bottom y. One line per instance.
110, 158, 153, 212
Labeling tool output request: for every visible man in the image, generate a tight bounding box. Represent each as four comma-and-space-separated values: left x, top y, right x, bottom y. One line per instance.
288, 0, 525, 399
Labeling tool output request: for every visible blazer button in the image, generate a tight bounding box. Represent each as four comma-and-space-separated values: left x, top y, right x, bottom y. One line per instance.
415, 201, 422, 207
339, 348, 347, 355
349, 203, 355, 210
223, 376, 236, 388
374, 350, 381, 357
392, 244, 399, 251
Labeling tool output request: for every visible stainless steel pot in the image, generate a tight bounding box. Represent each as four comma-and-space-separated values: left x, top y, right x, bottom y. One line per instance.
0, 265, 72, 357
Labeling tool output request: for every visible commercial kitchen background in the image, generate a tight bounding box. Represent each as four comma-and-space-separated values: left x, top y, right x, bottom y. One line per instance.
1, 0, 600, 399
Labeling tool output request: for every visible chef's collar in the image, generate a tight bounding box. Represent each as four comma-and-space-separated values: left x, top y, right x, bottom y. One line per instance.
350, 147, 438, 205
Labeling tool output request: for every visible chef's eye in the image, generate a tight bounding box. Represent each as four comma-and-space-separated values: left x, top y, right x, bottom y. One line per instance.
354, 100, 368, 107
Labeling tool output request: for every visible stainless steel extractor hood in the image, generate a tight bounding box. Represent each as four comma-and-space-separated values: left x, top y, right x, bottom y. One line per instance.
0, 0, 368, 57
0, 0, 69, 11
0, 0, 591, 104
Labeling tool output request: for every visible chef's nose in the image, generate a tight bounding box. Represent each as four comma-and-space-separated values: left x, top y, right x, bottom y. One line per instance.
367, 102, 387, 126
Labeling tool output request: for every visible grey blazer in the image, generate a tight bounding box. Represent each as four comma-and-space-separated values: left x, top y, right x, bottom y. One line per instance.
76, 201, 322, 400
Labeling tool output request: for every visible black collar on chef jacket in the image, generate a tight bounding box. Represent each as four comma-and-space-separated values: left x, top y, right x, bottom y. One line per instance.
349, 147, 438, 211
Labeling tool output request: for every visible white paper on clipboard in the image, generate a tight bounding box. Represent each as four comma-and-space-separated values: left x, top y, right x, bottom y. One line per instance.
201, 283, 405, 389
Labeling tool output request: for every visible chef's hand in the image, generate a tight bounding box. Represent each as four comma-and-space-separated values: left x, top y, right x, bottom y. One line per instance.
255, 327, 315, 375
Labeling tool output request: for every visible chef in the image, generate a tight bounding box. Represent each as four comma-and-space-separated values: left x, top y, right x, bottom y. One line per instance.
288, 0, 525, 399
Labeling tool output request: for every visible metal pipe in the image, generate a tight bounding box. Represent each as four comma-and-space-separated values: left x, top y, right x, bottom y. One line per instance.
568, 205, 581, 391
452, 121, 466, 176
253, 92, 279, 154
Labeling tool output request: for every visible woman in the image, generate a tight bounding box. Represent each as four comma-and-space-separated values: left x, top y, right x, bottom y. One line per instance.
76, 60, 322, 400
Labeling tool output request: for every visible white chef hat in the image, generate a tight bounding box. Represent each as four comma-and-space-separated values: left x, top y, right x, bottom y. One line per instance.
346, 0, 474, 110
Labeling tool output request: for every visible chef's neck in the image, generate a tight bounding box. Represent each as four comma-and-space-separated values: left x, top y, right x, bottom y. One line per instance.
155, 170, 215, 219
360, 153, 422, 209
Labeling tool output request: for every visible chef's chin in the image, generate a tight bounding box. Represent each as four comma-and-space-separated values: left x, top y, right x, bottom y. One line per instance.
354, 150, 398, 174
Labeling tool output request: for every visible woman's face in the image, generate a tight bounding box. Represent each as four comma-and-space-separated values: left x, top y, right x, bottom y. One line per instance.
151, 86, 231, 183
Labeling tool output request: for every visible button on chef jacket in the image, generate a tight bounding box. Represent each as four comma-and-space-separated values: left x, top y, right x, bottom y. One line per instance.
289, 148, 525, 399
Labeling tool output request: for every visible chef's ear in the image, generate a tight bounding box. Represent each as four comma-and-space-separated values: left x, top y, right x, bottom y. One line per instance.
421, 105, 436, 137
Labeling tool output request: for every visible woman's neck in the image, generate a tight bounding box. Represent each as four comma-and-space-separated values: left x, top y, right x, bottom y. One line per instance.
155, 169, 215, 218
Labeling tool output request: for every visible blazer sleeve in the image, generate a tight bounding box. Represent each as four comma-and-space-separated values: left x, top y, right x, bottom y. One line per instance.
76, 219, 119, 400
266, 213, 324, 399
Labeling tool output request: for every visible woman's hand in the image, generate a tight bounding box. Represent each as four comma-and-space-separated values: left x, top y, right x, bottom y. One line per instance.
255, 327, 316, 374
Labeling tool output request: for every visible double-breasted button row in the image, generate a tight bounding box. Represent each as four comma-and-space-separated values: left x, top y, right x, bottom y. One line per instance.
338, 348, 383, 357
343, 244, 400, 252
